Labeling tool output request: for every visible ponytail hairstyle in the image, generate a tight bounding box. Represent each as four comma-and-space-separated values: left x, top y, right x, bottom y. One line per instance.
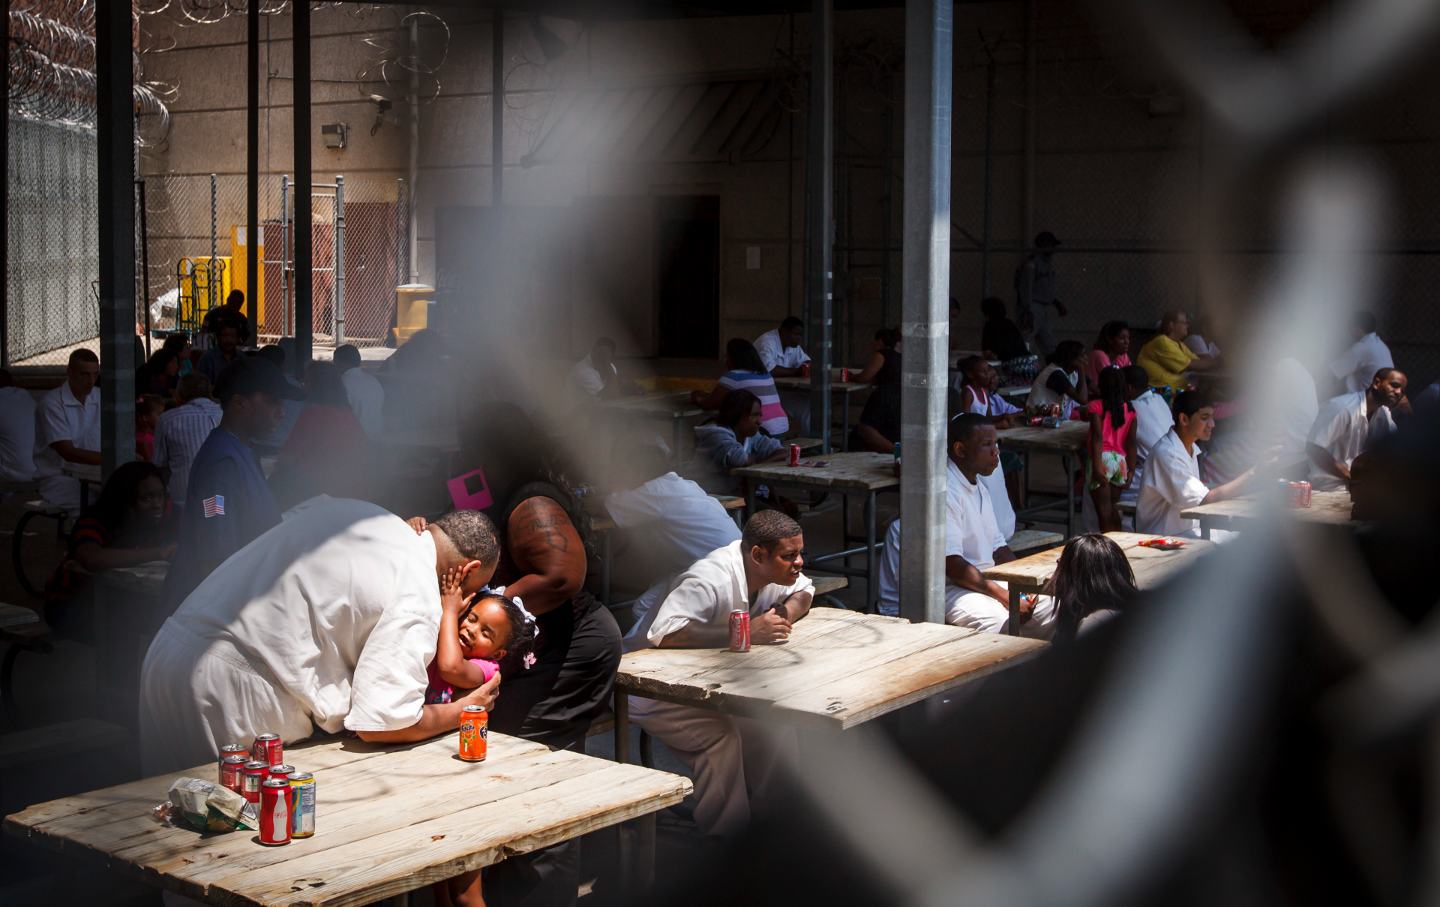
1098, 366, 1130, 429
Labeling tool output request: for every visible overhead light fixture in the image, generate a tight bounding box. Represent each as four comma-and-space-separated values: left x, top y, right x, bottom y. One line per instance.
322, 123, 348, 150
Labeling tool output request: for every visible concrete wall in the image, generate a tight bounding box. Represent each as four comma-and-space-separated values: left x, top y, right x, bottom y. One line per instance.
135, 1, 1440, 385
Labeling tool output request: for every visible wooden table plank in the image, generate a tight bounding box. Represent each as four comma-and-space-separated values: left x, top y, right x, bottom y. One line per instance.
6, 732, 690, 907
996, 420, 1089, 454
1180, 489, 1354, 529
982, 531, 1216, 593
731, 451, 897, 492
619, 609, 1032, 730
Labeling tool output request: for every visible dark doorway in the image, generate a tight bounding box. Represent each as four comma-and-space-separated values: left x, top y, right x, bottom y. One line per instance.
656, 196, 720, 358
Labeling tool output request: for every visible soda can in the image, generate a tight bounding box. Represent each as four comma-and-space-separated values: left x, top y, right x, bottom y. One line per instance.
1289, 480, 1312, 508
218, 743, 248, 772
459, 705, 489, 763
259, 778, 291, 846
289, 772, 316, 839
219, 755, 247, 794
801, 362, 810, 378
788, 444, 800, 467
841, 367, 850, 383
251, 733, 282, 767
729, 608, 751, 653
892, 442, 901, 465
267, 763, 294, 783
242, 761, 268, 804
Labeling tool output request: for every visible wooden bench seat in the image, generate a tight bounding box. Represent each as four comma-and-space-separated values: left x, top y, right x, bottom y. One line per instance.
1007, 529, 1065, 557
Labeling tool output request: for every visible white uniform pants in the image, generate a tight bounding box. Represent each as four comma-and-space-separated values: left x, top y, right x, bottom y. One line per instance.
945, 580, 1057, 638
629, 697, 796, 838
140, 623, 314, 776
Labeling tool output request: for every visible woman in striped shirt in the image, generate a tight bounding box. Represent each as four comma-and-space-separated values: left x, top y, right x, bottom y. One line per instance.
691, 338, 790, 436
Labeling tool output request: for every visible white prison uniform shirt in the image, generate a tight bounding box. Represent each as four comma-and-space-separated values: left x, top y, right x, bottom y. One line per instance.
963, 388, 1018, 539
1329, 332, 1393, 395
625, 540, 811, 836
943, 460, 1056, 634
1307, 391, 1382, 492
0, 387, 36, 482
139, 497, 444, 774
1136, 429, 1210, 538
341, 367, 386, 438
570, 353, 616, 398
152, 397, 221, 505
33, 384, 101, 514
753, 329, 810, 373
603, 472, 741, 588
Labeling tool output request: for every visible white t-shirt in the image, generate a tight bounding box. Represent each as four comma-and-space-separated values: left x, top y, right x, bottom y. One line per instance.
627, 539, 813, 650
1136, 429, 1209, 538
1329, 332, 1393, 394
154, 496, 445, 735
1131, 389, 1174, 463
0, 387, 37, 482
341, 367, 386, 438
1029, 364, 1081, 419
945, 459, 1008, 572
603, 472, 741, 582
1307, 390, 1384, 491
753, 329, 810, 372
570, 353, 617, 397
33, 383, 101, 479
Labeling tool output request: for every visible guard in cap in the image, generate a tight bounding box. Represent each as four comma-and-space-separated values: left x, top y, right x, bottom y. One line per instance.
164, 355, 304, 608
1015, 230, 1066, 356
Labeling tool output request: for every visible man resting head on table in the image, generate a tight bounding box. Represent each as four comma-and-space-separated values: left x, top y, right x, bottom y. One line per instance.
139, 496, 501, 774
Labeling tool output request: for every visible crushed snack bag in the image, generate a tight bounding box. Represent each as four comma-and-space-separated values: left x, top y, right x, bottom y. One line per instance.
166, 777, 257, 832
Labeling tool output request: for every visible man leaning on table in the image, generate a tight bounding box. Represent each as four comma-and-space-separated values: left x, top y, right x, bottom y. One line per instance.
140, 498, 501, 775
1307, 367, 1407, 491
1137, 391, 1267, 540
624, 510, 814, 838
940, 414, 1057, 636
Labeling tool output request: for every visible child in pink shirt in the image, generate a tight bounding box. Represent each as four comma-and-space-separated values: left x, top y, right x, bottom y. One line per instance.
1085, 366, 1138, 531
426, 569, 539, 705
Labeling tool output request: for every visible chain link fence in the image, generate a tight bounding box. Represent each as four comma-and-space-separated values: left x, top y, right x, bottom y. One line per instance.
141, 172, 408, 350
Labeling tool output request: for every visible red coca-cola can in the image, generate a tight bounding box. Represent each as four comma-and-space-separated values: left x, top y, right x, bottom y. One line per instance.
788, 444, 800, 466
729, 608, 751, 652
218, 743, 248, 772
251, 733, 282, 767
242, 760, 268, 804
841, 367, 850, 383
219, 755, 247, 794
1289, 481, 1312, 508
259, 778, 291, 846
801, 362, 811, 378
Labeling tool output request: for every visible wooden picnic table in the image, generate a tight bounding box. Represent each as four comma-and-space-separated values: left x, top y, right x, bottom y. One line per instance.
732, 451, 898, 610
614, 608, 1043, 749
771, 373, 871, 450
595, 391, 706, 461
1180, 488, 1354, 539
982, 530, 1216, 635
62, 462, 103, 510
5, 731, 691, 906
997, 420, 1089, 538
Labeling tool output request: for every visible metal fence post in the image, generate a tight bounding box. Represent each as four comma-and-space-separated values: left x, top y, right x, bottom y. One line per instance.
209, 172, 218, 315
334, 174, 346, 345
280, 175, 290, 338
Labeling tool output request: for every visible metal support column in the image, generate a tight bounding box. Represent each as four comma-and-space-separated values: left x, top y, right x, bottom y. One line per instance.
96, 0, 136, 477
293, 0, 313, 374
899, 0, 953, 625
1, 2, 8, 367
280, 175, 291, 337
492, 10, 504, 208
209, 173, 219, 314
1021, 0, 1037, 257
407, 16, 421, 285
981, 46, 997, 298
247, 0, 260, 329
805, 0, 834, 450
333, 175, 346, 345
138, 181, 152, 356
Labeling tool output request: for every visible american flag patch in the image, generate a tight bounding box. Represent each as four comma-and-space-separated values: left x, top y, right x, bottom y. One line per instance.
202, 495, 225, 518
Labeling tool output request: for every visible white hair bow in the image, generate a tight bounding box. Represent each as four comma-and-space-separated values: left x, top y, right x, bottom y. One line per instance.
513, 596, 536, 625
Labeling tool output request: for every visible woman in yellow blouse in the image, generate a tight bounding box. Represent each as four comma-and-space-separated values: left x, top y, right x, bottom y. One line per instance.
1137, 311, 1219, 393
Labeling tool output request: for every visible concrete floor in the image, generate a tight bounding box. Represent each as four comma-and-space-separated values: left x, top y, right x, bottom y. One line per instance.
0, 448, 1072, 906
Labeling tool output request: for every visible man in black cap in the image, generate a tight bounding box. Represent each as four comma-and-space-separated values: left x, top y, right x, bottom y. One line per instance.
163, 355, 301, 607
1014, 230, 1066, 357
